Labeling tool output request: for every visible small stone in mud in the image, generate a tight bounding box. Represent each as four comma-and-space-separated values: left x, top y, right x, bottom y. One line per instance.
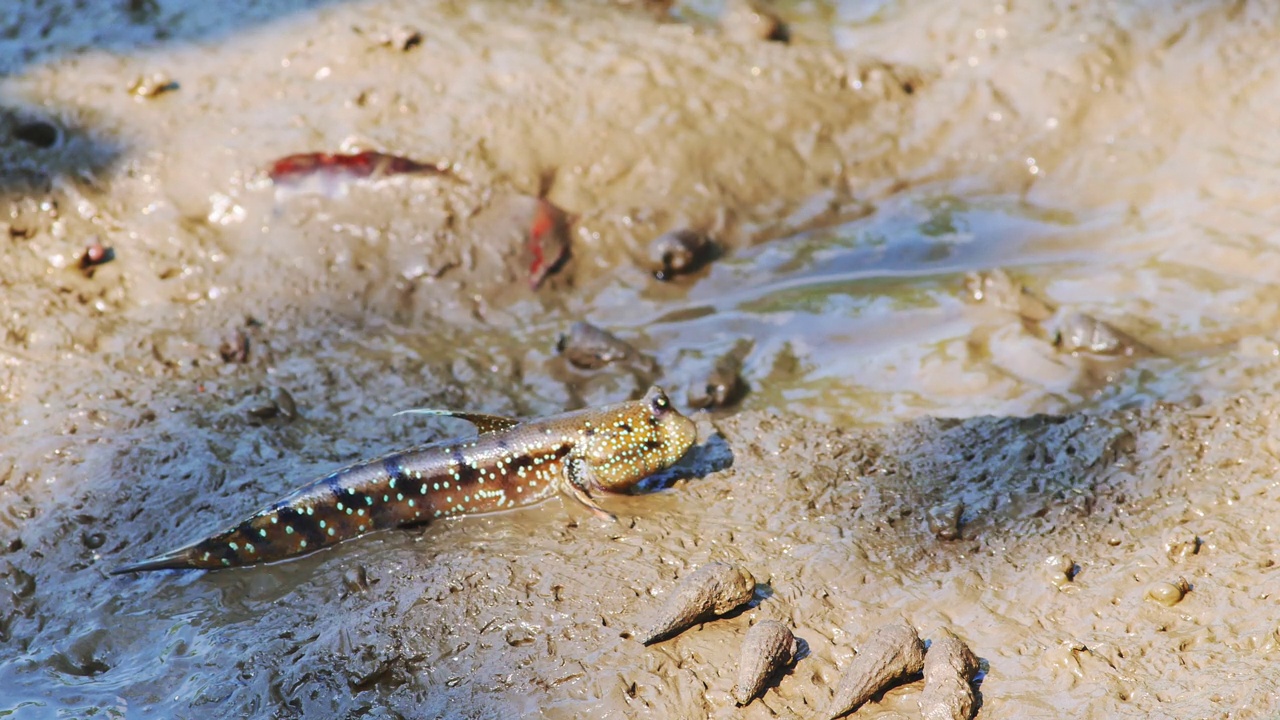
1042, 554, 1076, 587
79, 242, 114, 271
243, 401, 280, 424
271, 387, 298, 420
128, 73, 179, 98
377, 25, 423, 51
919, 629, 980, 720
733, 619, 797, 705
343, 565, 371, 593
821, 621, 925, 720
688, 341, 750, 409
1146, 578, 1190, 607
1050, 310, 1144, 357
219, 329, 250, 364
81, 531, 106, 550
649, 229, 716, 281
243, 388, 297, 425
963, 269, 1054, 321
1164, 532, 1201, 562
557, 322, 639, 370
720, 0, 789, 43
926, 500, 964, 541
636, 562, 756, 645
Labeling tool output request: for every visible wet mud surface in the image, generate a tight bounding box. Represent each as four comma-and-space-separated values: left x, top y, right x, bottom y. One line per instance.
4, 0, 1280, 717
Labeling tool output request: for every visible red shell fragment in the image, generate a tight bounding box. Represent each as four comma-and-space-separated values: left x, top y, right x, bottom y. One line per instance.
526, 198, 570, 289
266, 151, 450, 195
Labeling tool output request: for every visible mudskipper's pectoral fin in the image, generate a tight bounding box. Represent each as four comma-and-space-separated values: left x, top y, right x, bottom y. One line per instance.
393, 409, 521, 435
563, 458, 618, 522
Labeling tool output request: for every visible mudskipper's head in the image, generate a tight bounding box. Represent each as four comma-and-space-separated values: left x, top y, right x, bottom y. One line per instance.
579, 386, 698, 492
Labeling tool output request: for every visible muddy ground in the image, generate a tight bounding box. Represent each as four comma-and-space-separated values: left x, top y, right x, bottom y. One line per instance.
3, 0, 1280, 717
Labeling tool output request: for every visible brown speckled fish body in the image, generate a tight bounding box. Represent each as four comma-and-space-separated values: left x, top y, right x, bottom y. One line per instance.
114, 386, 695, 573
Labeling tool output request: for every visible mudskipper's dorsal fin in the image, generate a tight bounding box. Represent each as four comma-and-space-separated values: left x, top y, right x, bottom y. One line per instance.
393, 408, 521, 434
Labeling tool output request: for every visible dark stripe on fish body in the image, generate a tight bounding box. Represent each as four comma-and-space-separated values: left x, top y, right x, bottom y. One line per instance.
281, 506, 327, 548
325, 473, 343, 499
453, 455, 480, 484
380, 457, 405, 488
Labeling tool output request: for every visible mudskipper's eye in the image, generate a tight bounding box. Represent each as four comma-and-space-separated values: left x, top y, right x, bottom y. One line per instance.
650, 391, 669, 413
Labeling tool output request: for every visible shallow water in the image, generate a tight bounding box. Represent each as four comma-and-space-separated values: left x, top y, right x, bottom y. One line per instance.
4, 0, 1280, 717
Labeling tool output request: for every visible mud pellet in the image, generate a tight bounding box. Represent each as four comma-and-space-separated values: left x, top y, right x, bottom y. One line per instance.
636, 562, 756, 645
821, 621, 925, 720
926, 500, 963, 540
919, 629, 980, 720
1146, 578, 1189, 606
733, 619, 797, 705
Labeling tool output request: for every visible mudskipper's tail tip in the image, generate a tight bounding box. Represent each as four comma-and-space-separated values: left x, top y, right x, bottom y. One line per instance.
109, 549, 196, 575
